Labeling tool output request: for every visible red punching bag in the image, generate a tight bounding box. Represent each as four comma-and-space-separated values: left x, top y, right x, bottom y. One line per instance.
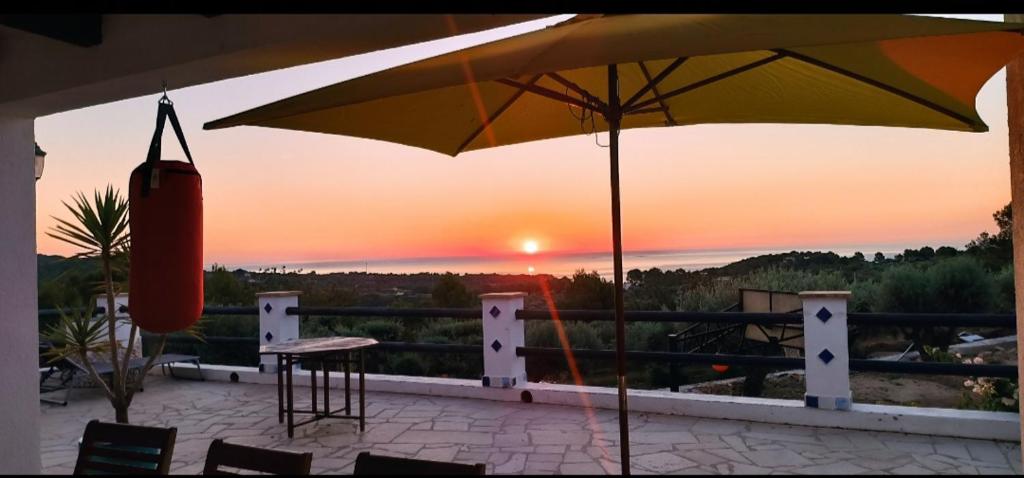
129, 97, 204, 333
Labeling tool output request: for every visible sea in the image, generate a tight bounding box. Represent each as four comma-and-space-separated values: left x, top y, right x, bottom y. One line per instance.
223, 242, 934, 279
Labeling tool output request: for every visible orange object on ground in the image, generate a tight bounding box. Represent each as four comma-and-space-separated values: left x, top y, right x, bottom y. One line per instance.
712, 364, 730, 373
129, 100, 203, 333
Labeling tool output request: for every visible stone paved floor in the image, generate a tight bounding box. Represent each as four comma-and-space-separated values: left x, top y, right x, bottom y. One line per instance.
40, 376, 1022, 474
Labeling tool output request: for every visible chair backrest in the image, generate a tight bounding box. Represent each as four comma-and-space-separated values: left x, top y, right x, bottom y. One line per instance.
353, 452, 486, 475
202, 439, 313, 475
73, 419, 177, 475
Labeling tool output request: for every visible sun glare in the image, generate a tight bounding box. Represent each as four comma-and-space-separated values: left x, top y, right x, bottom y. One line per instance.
522, 239, 539, 254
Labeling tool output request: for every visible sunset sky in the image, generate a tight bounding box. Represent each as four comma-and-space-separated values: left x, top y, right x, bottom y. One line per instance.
34, 14, 1016, 268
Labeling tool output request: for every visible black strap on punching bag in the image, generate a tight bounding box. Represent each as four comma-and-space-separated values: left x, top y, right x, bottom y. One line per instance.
141, 91, 196, 198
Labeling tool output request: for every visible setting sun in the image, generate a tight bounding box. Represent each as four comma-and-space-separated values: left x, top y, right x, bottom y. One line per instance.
523, 239, 539, 254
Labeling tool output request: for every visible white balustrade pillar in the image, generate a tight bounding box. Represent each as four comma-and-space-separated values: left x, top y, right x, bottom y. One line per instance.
480, 292, 527, 388
95, 293, 134, 346
799, 291, 853, 411
257, 291, 302, 373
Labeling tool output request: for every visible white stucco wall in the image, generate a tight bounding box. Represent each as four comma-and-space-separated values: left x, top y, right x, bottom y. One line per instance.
0, 116, 41, 473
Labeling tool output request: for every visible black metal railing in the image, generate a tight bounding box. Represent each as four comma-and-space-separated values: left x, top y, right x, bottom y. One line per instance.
44, 304, 1019, 381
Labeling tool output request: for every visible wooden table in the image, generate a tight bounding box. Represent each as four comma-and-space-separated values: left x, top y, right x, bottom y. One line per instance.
259, 337, 379, 438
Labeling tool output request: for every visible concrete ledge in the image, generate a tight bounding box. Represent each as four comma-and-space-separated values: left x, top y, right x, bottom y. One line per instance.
162, 364, 1020, 442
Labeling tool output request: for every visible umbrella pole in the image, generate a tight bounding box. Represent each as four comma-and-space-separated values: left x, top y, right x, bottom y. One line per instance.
607, 63, 631, 476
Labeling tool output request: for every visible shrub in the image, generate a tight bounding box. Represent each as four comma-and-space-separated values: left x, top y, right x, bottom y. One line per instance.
875, 265, 931, 313
928, 257, 994, 313
352, 319, 402, 342
994, 265, 1016, 314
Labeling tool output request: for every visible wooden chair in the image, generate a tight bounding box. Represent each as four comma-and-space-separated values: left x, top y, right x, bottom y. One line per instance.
73, 419, 177, 475
202, 439, 313, 475
353, 451, 486, 475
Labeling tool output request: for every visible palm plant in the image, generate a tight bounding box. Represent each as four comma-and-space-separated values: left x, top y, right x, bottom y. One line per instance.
42, 186, 183, 423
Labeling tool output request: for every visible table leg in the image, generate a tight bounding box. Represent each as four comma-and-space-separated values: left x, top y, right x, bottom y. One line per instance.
344, 352, 351, 415
311, 363, 318, 417
359, 349, 366, 432
323, 359, 330, 417
286, 354, 294, 438
277, 354, 284, 424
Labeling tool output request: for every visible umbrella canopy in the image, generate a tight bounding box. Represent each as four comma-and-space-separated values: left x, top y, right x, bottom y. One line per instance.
206, 14, 1024, 475
207, 14, 1024, 153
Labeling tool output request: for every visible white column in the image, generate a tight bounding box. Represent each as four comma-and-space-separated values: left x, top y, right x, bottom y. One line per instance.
94, 293, 134, 344
0, 116, 41, 473
257, 291, 301, 373
1004, 12, 1024, 451
480, 292, 527, 388
799, 291, 852, 411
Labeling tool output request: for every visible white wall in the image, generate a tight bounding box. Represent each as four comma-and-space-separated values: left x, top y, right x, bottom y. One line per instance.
0, 116, 41, 473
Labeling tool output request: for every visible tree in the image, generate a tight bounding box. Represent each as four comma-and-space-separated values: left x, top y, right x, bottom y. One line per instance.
873, 252, 886, 264
560, 269, 614, 309
42, 187, 200, 423
205, 264, 252, 305
431, 273, 474, 307
966, 203, 1013, 268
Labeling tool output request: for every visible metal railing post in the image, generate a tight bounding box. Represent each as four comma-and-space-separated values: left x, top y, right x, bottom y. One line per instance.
668, 333, 680, 392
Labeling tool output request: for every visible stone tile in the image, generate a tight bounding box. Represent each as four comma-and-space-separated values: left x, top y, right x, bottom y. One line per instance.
494, 433, 529, 447
794, 461, 868, 475
966, 442, 1009, 465
890, 463, 934, 474
560, 462, 605, 474
679, 449, 728, 466
632, 452, 697, 473
433, 421, 469, 432
526, 453, 563, 463
528, 430, 590, 445
392, 430, 492, 445
631, 431, 698, 444
743, 449, 813, 467
493, 453, 527, 474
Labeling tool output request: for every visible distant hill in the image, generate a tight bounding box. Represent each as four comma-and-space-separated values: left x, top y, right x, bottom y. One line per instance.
38, 254, 96, 282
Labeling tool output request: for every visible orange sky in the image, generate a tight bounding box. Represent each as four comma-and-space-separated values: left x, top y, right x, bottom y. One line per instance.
34, 14, 1015, 267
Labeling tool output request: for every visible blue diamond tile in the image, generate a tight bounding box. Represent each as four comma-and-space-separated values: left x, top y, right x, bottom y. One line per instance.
818, 348, 835, 364
264, 303, 273, 313
816, 307, 832, 323
805, 395, 819, 408
491, 340, 503, 352
489, 306, 501, 318
265, 331, 274, 342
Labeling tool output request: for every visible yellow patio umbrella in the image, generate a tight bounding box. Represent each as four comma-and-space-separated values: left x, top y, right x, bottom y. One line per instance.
206, 14, 1024, 474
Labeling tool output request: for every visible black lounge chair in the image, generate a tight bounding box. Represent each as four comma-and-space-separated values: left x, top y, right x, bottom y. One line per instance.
39, 341, 204, 406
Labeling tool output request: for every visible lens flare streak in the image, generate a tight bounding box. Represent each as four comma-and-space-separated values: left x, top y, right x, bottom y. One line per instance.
536, 275, 613, 466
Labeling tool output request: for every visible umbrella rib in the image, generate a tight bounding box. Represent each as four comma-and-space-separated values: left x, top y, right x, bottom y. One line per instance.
454, 74, 543, 155
627, 52, 786, 112
496, 78, 607, 115
544, 72, 608, 110
637, 61, 677, 125
774, 48, 980, 130
622, 57, 688, 110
